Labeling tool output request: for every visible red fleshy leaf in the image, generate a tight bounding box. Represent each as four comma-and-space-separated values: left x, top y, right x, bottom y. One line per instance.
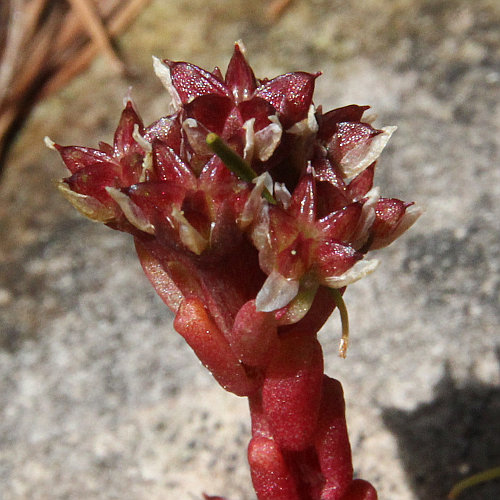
341, 480, 378, 500
371, 198, 408, 239
315, 240, 361, 279
127, 181, 186, 221
144, 115, 183, 155
165, 60, 231, 103
98, 141, 114, 156
248, 436, 301, 500
276, 234, 313, 280
174, 296, 258, 396
288, 174, 316, 223
66, 163, 121, 203
312, 155, 346, 189
328, 122, 381, 166
317, 105, 370, 142
238, 96, 276, 131
228, 299, 278, 367
255, 72, 319, 128
347, 163, 375, 199
55, 145, 114, 174
225, 43, 258, 103
314, 376, 353, 499
184, 94, 234, 135
316, 181, 351, 217
113, 100, 145, 157
262, 332, 324, 450
317, 203, 363, 242
152, 141, 196, 189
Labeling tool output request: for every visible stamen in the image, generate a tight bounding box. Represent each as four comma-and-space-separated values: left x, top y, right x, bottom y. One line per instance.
206, 133, 276, 204
329, 288, 350, 358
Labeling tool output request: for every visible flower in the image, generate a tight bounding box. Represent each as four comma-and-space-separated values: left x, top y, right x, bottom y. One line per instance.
48, 41, 420, 385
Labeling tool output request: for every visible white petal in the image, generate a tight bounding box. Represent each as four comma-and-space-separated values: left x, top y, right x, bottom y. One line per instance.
44, 136, 56, 150
182, 118, 212, 155
274, 182, 291, 209
139, 151, 153, 183
256, 270, 300, 312
57, 182, 116, 222
287, 104, 319, 135
171, 207, 208, 255
254, 115, 282, 161
153, 56, 181, 112
243, 118, 255, 162
323, 259, 379, 288
105, 187, 155, 234
352, 186, 380, 248
132, 124, 152, 153
238, 172, 270, 229
341, 126, 397, 179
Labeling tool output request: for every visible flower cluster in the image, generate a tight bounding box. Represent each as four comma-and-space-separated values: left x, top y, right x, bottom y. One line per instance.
49, 43, 420, 499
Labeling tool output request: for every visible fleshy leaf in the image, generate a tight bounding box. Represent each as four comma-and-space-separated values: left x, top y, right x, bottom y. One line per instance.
225, 42, 257, 103
255, 72, 319, 128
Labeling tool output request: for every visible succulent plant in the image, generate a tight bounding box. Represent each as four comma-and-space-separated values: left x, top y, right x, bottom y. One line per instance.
48, 42, 420, 500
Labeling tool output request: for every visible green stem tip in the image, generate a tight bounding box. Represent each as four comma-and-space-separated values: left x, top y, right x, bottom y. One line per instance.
448, 466, 500, 499
206, 133, 276, 204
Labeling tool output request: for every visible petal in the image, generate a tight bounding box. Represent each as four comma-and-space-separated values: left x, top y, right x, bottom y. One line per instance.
105, 187, 155, 234
254, 72, 320, 128
351, 187, 380, 249
225, 41, 257, 103
57, 181, 117, 222
171, 207, 208, 255
153, 56, 182, 111
255, 270, 300, 312
239, 172, 271, 229
322, 258, 379, 288
253, 115, 282, 161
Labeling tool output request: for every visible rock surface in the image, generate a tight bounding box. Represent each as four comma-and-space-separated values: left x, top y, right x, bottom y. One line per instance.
1, 0, 499, 498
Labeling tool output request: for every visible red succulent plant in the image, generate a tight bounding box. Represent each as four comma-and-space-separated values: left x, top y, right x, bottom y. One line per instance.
48, 42, 421, 499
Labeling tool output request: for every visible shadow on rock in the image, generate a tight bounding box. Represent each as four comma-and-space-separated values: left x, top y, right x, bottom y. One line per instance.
383, 360, 500, 500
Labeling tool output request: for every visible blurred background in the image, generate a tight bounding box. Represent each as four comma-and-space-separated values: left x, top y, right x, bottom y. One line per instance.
0, 1, 499, 498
